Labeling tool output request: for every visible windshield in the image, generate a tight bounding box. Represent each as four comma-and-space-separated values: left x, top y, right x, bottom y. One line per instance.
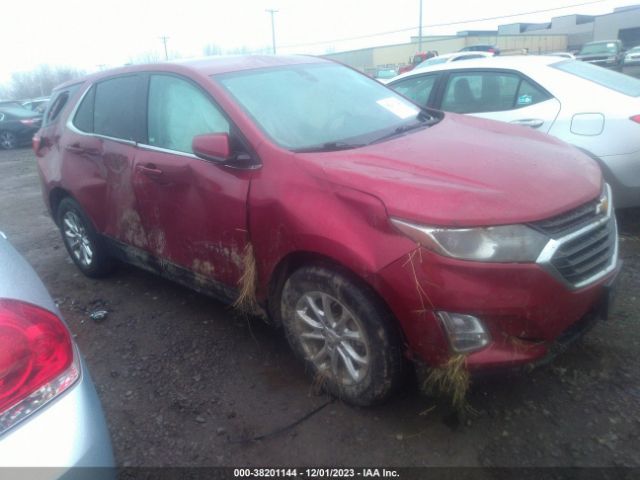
553, 60, 640, 96
0, 106, 38, 118
216, 63, 429, 151
579, 42, 618, 55
417, 57, 448, 68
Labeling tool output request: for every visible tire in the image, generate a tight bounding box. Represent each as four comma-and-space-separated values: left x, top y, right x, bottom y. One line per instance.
280, 265, 403, 406
0, 131, 17, 150
57, 197, 114, 278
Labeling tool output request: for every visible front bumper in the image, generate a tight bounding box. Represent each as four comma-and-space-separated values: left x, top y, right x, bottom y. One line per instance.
375, 246, 621, 371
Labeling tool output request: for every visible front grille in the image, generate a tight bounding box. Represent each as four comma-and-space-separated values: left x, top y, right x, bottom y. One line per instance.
530, 198, 601, 237
549, 218, 616, 286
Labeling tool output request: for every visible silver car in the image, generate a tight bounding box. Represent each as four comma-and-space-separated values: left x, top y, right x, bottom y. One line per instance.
0, 232, 114, 474
388, 55, 640, 208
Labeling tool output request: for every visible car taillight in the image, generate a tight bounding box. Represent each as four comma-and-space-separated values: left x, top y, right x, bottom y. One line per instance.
631, 115, 640, 124
0, 299, 79, 434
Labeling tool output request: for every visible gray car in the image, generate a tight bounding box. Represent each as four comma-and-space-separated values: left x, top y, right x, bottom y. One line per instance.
0, 232, 114, 474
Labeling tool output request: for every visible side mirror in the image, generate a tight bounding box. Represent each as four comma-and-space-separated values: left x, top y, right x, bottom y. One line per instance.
192, 133, 231, 163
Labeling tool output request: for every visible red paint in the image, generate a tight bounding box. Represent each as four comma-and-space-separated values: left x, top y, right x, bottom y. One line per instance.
36, 55, 615, 371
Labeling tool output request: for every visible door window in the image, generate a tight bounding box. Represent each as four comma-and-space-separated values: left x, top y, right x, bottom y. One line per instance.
93, 75, 144, 141
147, 75, 229, 154
73, 86, 95, 133
390, 74, 437, 107
441, 71, 552, 114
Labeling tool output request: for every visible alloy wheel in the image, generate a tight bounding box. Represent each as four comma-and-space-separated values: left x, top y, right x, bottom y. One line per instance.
294, 292, 370, 385
62, 211, 94, 267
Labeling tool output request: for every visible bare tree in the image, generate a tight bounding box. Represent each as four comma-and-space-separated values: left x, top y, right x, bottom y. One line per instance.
9, 65, 84, 100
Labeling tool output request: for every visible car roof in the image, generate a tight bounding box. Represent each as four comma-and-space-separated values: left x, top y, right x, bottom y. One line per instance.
390, 55, 563, 82
55, 55, 329, 91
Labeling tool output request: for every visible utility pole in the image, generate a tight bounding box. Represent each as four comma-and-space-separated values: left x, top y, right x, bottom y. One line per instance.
266, 9, 278, 54
159, 36, 170, 60
418, 0, 423, 52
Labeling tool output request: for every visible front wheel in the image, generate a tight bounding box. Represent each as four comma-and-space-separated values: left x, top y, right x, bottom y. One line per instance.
281, 266, 403, 406
0, 131, 17, 149
57, 197, 114, 277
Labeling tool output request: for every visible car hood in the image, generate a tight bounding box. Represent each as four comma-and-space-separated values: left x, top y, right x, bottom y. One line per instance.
296, 114, 601, 227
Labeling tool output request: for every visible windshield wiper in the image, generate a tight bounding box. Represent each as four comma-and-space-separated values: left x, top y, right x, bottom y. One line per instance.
293, 141, 367, 153
369, 114, 439, 145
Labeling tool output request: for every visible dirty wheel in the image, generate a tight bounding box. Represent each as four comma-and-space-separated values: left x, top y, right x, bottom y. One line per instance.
57, 197, 114, 278
281, 266, 403, 406
0, 131, 17, 149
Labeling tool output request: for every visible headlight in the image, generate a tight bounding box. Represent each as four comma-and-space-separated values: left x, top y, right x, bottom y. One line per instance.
391, 219, 549, 262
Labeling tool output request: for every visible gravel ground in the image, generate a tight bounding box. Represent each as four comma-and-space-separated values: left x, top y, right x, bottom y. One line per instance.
0, 147, 639, 468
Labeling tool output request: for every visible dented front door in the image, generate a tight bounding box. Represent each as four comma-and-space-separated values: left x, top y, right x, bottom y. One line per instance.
129, 73, 251, 290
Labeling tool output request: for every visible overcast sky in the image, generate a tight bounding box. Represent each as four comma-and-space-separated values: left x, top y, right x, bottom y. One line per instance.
2, 0, 638, 83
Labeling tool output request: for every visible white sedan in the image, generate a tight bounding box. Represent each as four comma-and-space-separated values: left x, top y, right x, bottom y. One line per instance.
387, 56, 640, 208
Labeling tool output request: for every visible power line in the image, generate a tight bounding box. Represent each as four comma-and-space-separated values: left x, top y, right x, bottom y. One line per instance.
279, 0, 606, 49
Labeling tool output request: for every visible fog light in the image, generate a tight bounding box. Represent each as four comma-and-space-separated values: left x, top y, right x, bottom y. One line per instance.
437, 312, 491, 353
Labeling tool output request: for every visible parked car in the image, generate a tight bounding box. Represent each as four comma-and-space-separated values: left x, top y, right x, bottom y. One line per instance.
415, 51, 493, 68
34, 55, 619, 405
0, 232, 115, 472
0, 106, 42, 149
624, 45, 640, 66
374, 68, 398, 80
460, 44, 500, 55
547, 52, 576, 60
0, 100, 23, 109
388, 55, 640, 208
22, 96, 50, 114
576, 40, 625, 70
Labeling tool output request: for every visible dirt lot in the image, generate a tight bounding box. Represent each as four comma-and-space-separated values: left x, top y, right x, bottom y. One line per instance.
1, 147, 639, 469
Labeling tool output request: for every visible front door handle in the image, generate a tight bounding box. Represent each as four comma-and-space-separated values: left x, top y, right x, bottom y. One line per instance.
510, 118, 544, 129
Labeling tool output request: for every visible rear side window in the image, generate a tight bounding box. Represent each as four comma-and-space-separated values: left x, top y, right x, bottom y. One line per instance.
441, 71, 551, 113
390, 74, 437, 107
94, 75, 144, 140
43, 85, 79, 126
553, 60, 640, 97
73, 86, 95, 133
147, 74, 229, 154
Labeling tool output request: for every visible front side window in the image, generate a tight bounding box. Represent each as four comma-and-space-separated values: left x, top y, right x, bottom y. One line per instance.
579, 42, 619, 55
93, 75, 143, 141
216, 63, 427, 150
147, 75, 229, 154
390, 74, 438, 107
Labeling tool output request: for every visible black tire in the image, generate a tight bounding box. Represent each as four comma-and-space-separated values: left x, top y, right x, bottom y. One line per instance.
0, 131, 17, 150
281, 265, 403, 406
57, 197, 114, 278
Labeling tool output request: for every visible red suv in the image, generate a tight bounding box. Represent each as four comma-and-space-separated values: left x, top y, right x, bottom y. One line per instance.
34, 56, 620, 405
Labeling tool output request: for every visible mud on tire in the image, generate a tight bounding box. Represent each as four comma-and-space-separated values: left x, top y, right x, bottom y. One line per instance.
280, 265, 404, 406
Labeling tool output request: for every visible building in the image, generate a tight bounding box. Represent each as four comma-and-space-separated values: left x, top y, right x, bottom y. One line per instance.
498, 4, 640, 50
325, 34, 567, 74
324, 4, 640, 74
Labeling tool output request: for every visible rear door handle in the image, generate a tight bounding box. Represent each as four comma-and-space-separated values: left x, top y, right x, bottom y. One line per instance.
137, 164, 164, 179
510, 118, 544, 129
65, 144, 100, 155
